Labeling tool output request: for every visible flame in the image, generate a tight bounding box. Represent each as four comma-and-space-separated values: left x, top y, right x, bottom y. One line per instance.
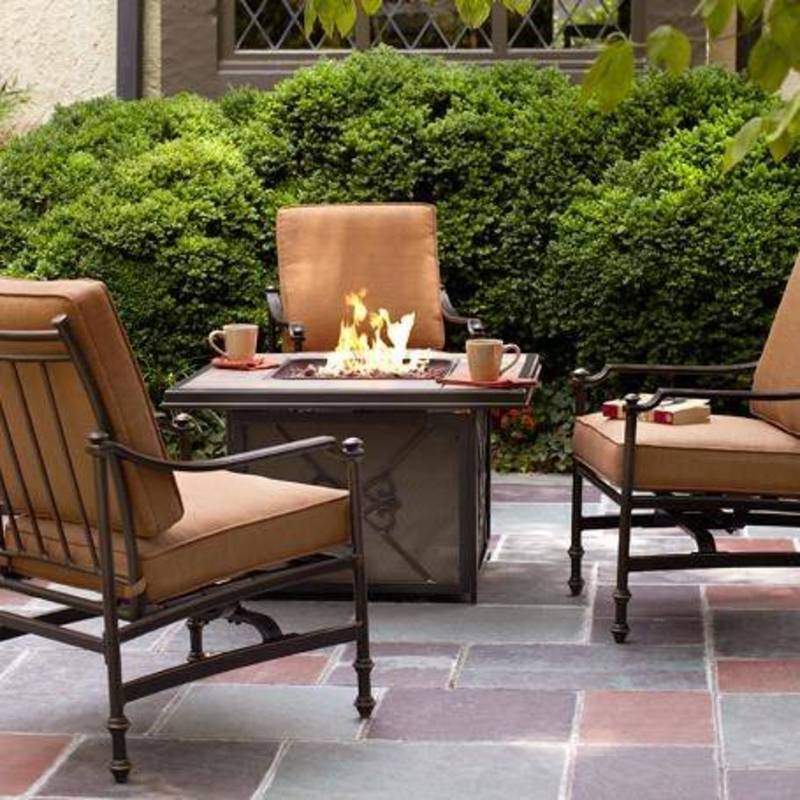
320, 290, 430, 377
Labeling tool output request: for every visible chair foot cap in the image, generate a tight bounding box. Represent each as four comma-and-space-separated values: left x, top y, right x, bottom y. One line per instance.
110, 761, 132, 784
568, 578, 585, 597
611, 625, 629, 645
355, 697, 376, 719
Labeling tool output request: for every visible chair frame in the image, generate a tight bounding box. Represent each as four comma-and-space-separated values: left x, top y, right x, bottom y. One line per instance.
266, 284, 485, 352
0, 314, 375, 782
570, 361, 800, 643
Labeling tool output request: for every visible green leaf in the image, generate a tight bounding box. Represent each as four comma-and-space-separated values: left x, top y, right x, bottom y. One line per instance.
501, 0, 532, 15
360, 0, 382, 13
696, 0, 736, 38
768, 0, 800, 69
722, 116, 764, 172
748, 34, 791, 92
646, 25, 692, 76
737, 0, 764, 25
768, 130, 793, 161
304, 0, 318, 37
334, 0, 357, 35
582, 37, 635, 113
455, 0, 492, 27
764, 93, 800, 142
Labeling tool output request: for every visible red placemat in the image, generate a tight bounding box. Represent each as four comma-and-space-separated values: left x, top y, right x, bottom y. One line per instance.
211, 354, 281, 371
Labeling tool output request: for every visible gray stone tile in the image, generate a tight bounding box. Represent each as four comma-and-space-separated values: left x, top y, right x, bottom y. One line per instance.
728, 769, 800, 799
492, 502, 600, 533
594, 585, 702, 619
721, 695, 800, 768
714, 610, 800, 657
370, 603, 587, 644
458, 644, 707, 691
157, 684, 368, 741
0, 649, 180, 734
592, 617, 704, 645
329, 643, 458, 689
367, 688, 575, 742
38, 737, 278, 799
262, 741, 565, 799
478, 561, 589, 606
572, 746, 719, 800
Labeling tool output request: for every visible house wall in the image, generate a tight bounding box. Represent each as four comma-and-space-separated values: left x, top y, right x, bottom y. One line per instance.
0, 0, 117, 130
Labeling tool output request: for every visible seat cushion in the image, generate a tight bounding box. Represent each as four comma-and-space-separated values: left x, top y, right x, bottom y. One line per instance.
573, 412, 800, 495
8, 470, 350, 602
751, 253, 800, 435
276, 203, 445, 351
0, 278, 182, 538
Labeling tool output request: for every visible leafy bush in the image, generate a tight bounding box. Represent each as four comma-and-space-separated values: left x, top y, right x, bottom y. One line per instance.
0, 49, 793, 470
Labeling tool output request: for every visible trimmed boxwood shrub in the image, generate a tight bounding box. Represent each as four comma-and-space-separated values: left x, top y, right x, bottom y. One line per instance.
0, 48, 795, 470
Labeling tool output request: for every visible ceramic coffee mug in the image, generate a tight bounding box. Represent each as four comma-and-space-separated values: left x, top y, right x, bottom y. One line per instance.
208, 323, 259, 362
466, 339, 522, 382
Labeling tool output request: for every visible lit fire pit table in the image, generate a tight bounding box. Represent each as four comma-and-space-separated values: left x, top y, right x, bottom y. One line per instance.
163, 351, 540, 602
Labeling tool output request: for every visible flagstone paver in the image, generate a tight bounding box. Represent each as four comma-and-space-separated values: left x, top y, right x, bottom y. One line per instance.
261, 741, 566, 800
580, 691, 715, 745
571, 746, 719, 800
0, 476, 798, 799
720, 695, 800, 768
0, 733, 69, 795
727, 769, 800, 799
367, 687, 576, 741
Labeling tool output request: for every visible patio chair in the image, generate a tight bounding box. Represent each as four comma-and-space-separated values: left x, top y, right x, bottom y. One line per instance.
0, 277, 374, 782
266, 203, 485, 351
569, 253, 800, 644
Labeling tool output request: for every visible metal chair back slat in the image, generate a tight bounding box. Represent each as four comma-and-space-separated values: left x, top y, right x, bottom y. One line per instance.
39, 361, 100, 569
9, 362, 73, 564
0, 464, 23, 551
0, 401, 46, 555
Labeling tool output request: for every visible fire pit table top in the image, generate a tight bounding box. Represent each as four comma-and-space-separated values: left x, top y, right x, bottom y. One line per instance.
163, 351, 540, 411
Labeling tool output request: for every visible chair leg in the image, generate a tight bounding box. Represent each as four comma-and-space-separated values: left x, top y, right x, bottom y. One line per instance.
353, 556, 375, 720
104, 626, 131, 783
568, 468, 586, 596
611, 491, 633, 645
343, 437, 375, 719
186, 617, 207, 662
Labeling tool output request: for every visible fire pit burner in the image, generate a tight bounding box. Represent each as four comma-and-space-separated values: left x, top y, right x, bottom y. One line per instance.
272, 357, 456, 381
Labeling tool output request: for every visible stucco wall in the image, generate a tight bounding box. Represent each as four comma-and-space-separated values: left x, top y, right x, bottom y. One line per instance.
0, 0, 117, 130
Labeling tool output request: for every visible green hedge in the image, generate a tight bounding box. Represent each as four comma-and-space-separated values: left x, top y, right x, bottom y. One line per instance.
0, 49, 796, 470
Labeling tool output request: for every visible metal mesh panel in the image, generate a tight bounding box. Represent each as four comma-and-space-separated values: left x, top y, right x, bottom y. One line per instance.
235, 0, 355, 50
369, 0, 491, 50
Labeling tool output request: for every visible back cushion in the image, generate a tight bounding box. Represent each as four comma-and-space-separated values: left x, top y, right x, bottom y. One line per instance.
751, 253, 800, 435
276, 203, 446, 352
0, 278, 182, 538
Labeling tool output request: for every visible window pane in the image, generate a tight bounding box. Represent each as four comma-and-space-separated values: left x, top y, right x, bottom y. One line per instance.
509, 0, 630, 49
235, 0, 355, 50
371, 0, 492, 50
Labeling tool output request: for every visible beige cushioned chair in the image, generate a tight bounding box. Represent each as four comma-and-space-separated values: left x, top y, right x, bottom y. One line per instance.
268, 203, 485, 351
569, 253, 800, 644
0, 277, 374, 782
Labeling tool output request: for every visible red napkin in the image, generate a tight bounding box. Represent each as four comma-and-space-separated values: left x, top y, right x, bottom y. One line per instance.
211, 354, 281, 371
438, 376, 539, 389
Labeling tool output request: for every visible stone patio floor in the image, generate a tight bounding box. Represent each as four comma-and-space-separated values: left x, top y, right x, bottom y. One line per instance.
2, 473, 800, 799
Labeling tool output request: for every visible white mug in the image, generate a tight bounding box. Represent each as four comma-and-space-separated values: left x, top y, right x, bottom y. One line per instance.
466, 339, 522, 382
208, 323, 258, 361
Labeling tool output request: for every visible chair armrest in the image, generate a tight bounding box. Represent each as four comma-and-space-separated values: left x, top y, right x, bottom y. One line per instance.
266, 286, 305, 352
440, 286, 485, 338
93, 434, 343, 473
640, 386, 800, 410
574, 361, 758, 388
